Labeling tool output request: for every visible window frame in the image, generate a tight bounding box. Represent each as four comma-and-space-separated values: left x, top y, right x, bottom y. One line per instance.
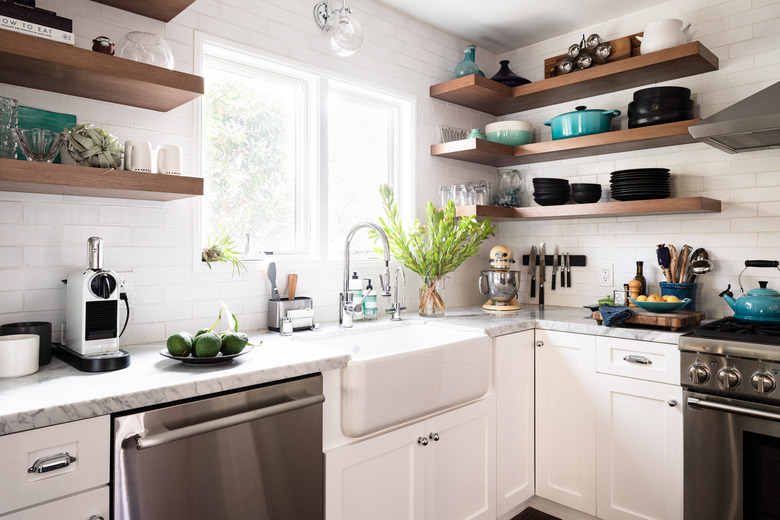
193, 33, 415, 271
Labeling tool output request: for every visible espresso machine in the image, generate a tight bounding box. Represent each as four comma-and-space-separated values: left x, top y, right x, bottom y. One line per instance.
478, 245, 521, 311
62, 237, 130, 371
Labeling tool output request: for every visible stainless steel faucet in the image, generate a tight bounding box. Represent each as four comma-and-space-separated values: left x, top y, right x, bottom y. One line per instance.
340, 222, 392, 327
386, 267, 406, 321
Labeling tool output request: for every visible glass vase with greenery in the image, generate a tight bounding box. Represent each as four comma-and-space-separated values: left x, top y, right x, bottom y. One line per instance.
377, 184, 496, 316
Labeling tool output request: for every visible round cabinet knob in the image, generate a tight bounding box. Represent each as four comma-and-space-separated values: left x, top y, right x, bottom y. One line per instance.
751, 372, 776, 394
668, 399, 678, 407
429, 432, 439, 441
89, 516, 105, 520
417, 437, 428, 446
688, 363, 710, 384
535, 341, 544, 348
717, 367, 742, 389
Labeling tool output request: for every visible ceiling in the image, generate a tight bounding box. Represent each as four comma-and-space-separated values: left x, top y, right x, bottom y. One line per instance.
377, 0, 668, 54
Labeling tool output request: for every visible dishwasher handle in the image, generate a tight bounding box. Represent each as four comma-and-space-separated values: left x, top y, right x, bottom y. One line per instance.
134, 394, 325, 450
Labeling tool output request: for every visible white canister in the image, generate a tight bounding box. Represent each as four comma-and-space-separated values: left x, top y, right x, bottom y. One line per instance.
124, 140, 153, 172
638, 19, 691, 54
156, 144, 182, 175
0, 334, 39, 378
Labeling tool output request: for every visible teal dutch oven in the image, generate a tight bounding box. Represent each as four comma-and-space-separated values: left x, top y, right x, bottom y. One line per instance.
544, 105, 621, 140
720, 260, 780, 323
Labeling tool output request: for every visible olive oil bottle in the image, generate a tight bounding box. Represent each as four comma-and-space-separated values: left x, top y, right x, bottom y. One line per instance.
633, 261, 647, 296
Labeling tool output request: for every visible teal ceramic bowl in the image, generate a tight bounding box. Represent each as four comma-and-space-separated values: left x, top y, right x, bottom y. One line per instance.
486, 129, 532, 146
628, 298, 691, 313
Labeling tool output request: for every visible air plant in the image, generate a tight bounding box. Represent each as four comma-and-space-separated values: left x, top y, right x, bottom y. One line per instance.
202, 224, 246, 276
64, 123, 123, 168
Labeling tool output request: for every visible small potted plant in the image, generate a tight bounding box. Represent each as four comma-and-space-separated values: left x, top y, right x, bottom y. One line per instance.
64, 123, 123, 168
377, 184, 495, 316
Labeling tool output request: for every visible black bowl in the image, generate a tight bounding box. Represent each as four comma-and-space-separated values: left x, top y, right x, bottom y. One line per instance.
572, 191, 602, 203
629, 110, 695, 128
632, 86, 691, 101
533, 186, 570, 194
571, 183, 601, 191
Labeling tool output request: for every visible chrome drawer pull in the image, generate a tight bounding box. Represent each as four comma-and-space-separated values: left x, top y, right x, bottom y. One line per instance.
28, 452, 77, 473
623, 354, 652, 365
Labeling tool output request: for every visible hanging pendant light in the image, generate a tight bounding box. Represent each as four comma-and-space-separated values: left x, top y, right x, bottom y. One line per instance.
313, 0, 363, 57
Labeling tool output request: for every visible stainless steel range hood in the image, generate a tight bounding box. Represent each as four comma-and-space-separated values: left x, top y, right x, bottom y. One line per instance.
688, 81, 780, 153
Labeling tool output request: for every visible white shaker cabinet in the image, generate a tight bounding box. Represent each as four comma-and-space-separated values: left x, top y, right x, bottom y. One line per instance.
325, 397, 496, 520
0, 415, 110, 519
534, 330, 597, 516
595, 337, 683, 520
494, 330, 535, 516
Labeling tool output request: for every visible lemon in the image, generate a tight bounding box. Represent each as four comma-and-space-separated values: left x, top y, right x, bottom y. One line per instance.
648, 294, 664, 302
221, 332, 249, 355
166, 332, 193, 357
193, 332, 222, 358
663, 295, 680, 302
637, 295, 648, 301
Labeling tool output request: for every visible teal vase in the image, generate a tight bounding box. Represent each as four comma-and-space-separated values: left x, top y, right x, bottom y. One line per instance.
454, 45, 485, 78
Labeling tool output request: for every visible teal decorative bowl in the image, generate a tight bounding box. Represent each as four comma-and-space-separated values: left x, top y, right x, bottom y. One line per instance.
629, 298, 691, 313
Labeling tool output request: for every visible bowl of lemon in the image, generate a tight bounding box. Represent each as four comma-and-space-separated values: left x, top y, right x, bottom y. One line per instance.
629, 294, 691, 313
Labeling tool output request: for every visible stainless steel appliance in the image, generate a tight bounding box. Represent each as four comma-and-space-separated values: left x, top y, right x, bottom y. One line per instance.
680, 319, 780, 519
113, 374, 325, 520
478, 245, 521, 311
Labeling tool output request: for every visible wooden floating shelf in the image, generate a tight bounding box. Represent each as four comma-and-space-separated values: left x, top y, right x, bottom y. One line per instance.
0, 31, 204, 112
451, 197, 721, 221
91, 0, 196, 22
0, 159, 203, 201
430, 41, 719, 116
432, 119, 701, 167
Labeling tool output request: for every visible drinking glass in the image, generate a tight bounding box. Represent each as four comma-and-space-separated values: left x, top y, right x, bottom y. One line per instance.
0, 97, 18, 159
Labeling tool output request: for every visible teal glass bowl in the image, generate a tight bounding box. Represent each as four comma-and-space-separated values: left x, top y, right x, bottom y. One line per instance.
486, 129, 532, 146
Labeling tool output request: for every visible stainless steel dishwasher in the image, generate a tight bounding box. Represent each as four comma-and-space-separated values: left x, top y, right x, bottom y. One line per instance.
113, 374, 324, 520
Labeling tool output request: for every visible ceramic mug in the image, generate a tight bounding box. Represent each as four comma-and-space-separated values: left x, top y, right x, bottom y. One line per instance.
124, 140, 152, 172
156, 144, 182, 175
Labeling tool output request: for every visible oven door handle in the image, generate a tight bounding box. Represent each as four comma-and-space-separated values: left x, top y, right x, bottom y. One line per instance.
687, 396, 780, 422
133, 394, 325, 450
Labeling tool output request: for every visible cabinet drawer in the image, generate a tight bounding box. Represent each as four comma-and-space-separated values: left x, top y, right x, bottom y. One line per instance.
595, 337, 679, 385
0, 416, 109, 515
0, 486, 109, 520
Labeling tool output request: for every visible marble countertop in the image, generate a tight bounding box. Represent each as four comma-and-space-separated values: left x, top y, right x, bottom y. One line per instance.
0, 304, 686, 436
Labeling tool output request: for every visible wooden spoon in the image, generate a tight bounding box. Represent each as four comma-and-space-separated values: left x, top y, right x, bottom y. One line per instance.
288, 273, 298, 300
667, 244, 678, 283
677, 245, 691, 285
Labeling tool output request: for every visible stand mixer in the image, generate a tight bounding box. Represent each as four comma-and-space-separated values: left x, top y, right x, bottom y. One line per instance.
478, 245, 521, 311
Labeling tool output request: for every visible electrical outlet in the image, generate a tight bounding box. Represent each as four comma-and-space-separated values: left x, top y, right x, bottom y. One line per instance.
598, 264, 613, 287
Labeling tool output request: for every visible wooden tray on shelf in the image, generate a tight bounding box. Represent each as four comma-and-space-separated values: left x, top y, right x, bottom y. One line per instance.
592, 308, 704, 332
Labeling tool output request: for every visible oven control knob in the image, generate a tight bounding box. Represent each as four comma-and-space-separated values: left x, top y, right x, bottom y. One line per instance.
750, 372, 776, 394
717, 367, 741, 389
687, 363, 710, 384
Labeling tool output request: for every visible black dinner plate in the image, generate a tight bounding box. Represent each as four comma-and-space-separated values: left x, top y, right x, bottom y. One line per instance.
611, 193, 670, 201
610, 168, 670, 175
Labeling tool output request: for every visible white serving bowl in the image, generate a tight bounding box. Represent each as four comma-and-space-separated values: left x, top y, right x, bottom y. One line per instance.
485, 120, 532, 145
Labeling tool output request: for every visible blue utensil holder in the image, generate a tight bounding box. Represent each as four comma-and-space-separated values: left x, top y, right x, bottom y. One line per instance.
659, 282, 697, 312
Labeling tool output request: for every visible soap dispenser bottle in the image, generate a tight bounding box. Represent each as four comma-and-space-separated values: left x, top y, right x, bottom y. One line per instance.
363, 278, 377, 320
349, 271, 363, 321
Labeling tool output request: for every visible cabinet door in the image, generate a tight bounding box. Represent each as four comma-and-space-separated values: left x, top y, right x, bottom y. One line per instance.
494, 330, 535, 516
325, 423, 425, 520
535, 330, 597, 516
0, 486, 108, 520
426, 397, 496, 520
596, 375, 683, 520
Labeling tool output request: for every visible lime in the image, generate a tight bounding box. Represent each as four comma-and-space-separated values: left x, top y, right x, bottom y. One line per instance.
167, 332, 193, 357
195, 327, 210, 337
193, 332, 222, 358
221, 332, 248, 355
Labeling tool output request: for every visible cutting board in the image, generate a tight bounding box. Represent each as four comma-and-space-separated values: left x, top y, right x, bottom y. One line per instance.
592, 308, 705, 332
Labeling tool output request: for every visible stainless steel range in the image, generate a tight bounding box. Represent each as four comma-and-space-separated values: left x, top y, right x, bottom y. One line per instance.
680, 318, 780, 520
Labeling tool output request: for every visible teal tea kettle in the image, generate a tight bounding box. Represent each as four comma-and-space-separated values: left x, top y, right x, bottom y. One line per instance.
720, 260, 780, 323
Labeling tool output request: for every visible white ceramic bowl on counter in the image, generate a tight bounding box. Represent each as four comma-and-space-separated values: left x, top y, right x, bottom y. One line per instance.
0, 334, 39, 378
485, 120, 532, 146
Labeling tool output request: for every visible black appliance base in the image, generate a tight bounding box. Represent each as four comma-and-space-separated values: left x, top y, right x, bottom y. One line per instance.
54, 344, 131, 372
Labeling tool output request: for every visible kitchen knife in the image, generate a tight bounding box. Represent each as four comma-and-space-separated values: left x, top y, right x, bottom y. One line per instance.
565, 253, 571, 287
552, 246, 559, 290
529, 246, 537, 298
267, 262, 280, 301
539, 242, 546, 306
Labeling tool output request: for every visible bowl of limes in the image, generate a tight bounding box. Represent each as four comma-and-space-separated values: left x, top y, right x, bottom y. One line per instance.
629, 296, 691, 313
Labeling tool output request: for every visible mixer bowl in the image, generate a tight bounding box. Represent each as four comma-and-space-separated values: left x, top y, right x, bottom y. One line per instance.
478, 270, 520, 304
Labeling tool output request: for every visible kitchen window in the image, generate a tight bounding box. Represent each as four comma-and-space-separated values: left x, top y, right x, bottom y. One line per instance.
198, 37, 414, 263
